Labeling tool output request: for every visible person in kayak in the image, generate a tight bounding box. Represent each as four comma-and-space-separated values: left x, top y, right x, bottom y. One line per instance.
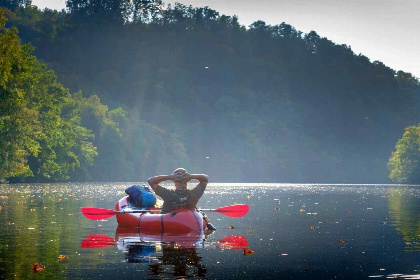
148, 168, 216, 230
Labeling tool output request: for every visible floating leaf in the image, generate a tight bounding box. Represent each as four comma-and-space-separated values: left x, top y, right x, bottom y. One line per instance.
300, 209, 305, 212
57, 198, 62, 202
243, 249, 255, 256
30, 209, 36, 212
275, 208, 279, 211
0, 206, 2, 211
247, 195, 251, 199
58, 255, 67, 261
32, 263, 45, 273
229, 226, 235, 229
348, 210, 353, 214
0, 195, 8, 199
383, 195, 389, 198
339, 239, 345, 244
310, 226, 316, 230
249, 229, 253, 234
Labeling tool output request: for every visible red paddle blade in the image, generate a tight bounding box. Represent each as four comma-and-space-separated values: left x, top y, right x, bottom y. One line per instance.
81, 207, 117, 220
219, 235, 249, 249
215, 204, 249, 218
81, 234, 115, 248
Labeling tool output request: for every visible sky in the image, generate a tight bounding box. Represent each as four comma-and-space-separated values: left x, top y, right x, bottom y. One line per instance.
31, 0, 420, 78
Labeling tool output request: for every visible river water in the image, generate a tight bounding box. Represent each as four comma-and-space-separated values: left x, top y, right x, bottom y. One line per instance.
0, 183, 419, 279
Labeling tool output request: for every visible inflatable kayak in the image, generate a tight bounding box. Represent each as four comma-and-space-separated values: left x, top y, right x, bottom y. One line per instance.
115, 196, 207, 234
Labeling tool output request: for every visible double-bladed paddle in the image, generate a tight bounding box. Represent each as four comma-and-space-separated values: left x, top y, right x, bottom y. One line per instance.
81, 204, 249, 220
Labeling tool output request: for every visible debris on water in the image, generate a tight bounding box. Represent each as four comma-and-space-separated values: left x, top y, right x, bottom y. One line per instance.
379, 268, 385, 271
59, 255, 67, 261
57, 198, 62, 202
30, 209, 36, 212
32, 263, 45, 273
281, 253, 288, 256
300, 209, 305, 212
383, 195, 389, 198
243, 249, 255, 256
28, 228, 35, 230
310, 226, 316, 230
348, 210, 353, 214
247, 195, 251, 199
249, 229, 253, 234
275, 208, 279, 211
229, 226, 234, 229
339, 239, 345, 244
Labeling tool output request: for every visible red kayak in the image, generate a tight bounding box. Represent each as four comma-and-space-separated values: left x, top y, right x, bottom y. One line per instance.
115, 196, 207, 234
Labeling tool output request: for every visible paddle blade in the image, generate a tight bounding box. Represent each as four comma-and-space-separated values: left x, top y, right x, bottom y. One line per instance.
81, 234, 115, 248
219, 235, 249, 249
215, 204, 249, 218
81, 207, 117, 220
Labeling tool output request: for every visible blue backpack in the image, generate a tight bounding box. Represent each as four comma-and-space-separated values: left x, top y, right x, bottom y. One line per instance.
125, 185, 156, 208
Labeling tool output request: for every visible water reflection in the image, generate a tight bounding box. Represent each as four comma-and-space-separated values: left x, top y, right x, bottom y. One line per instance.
4, 183, 420, 279
388, 187, 420, 252
81, 226, 249, 279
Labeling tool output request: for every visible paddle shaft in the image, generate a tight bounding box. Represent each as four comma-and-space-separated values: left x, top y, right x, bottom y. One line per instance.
91, 208, 239, 215
82, 204, 249, 219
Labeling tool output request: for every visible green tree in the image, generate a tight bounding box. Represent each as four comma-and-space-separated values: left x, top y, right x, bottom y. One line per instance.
66, 0, 130, 24
0, 11, 41, 178
0, 11, 97, 181
388, 125, 420, 183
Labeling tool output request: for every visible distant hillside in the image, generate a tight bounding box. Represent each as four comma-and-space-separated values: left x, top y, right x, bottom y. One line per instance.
2, 0, 420, 183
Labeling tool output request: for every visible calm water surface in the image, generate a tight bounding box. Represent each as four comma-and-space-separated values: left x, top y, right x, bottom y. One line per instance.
0, 183, 420, 279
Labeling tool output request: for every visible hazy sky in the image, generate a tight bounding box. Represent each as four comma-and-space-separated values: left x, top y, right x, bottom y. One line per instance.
32, 0, 420, 78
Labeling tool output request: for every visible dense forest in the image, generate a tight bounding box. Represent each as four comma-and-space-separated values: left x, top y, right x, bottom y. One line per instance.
1, 0, 420, 183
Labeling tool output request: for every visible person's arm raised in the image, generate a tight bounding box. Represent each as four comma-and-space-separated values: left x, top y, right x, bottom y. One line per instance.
188, 174, 209, 184
147, 175, 174, 192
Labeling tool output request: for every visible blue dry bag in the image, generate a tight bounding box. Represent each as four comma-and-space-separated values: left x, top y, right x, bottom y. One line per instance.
125, 185, 156, 208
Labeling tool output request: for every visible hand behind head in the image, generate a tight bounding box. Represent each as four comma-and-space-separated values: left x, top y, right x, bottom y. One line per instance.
173, 168, 190, 185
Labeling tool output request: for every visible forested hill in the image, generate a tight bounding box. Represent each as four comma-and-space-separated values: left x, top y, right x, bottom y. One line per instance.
1, 1, 420, 183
